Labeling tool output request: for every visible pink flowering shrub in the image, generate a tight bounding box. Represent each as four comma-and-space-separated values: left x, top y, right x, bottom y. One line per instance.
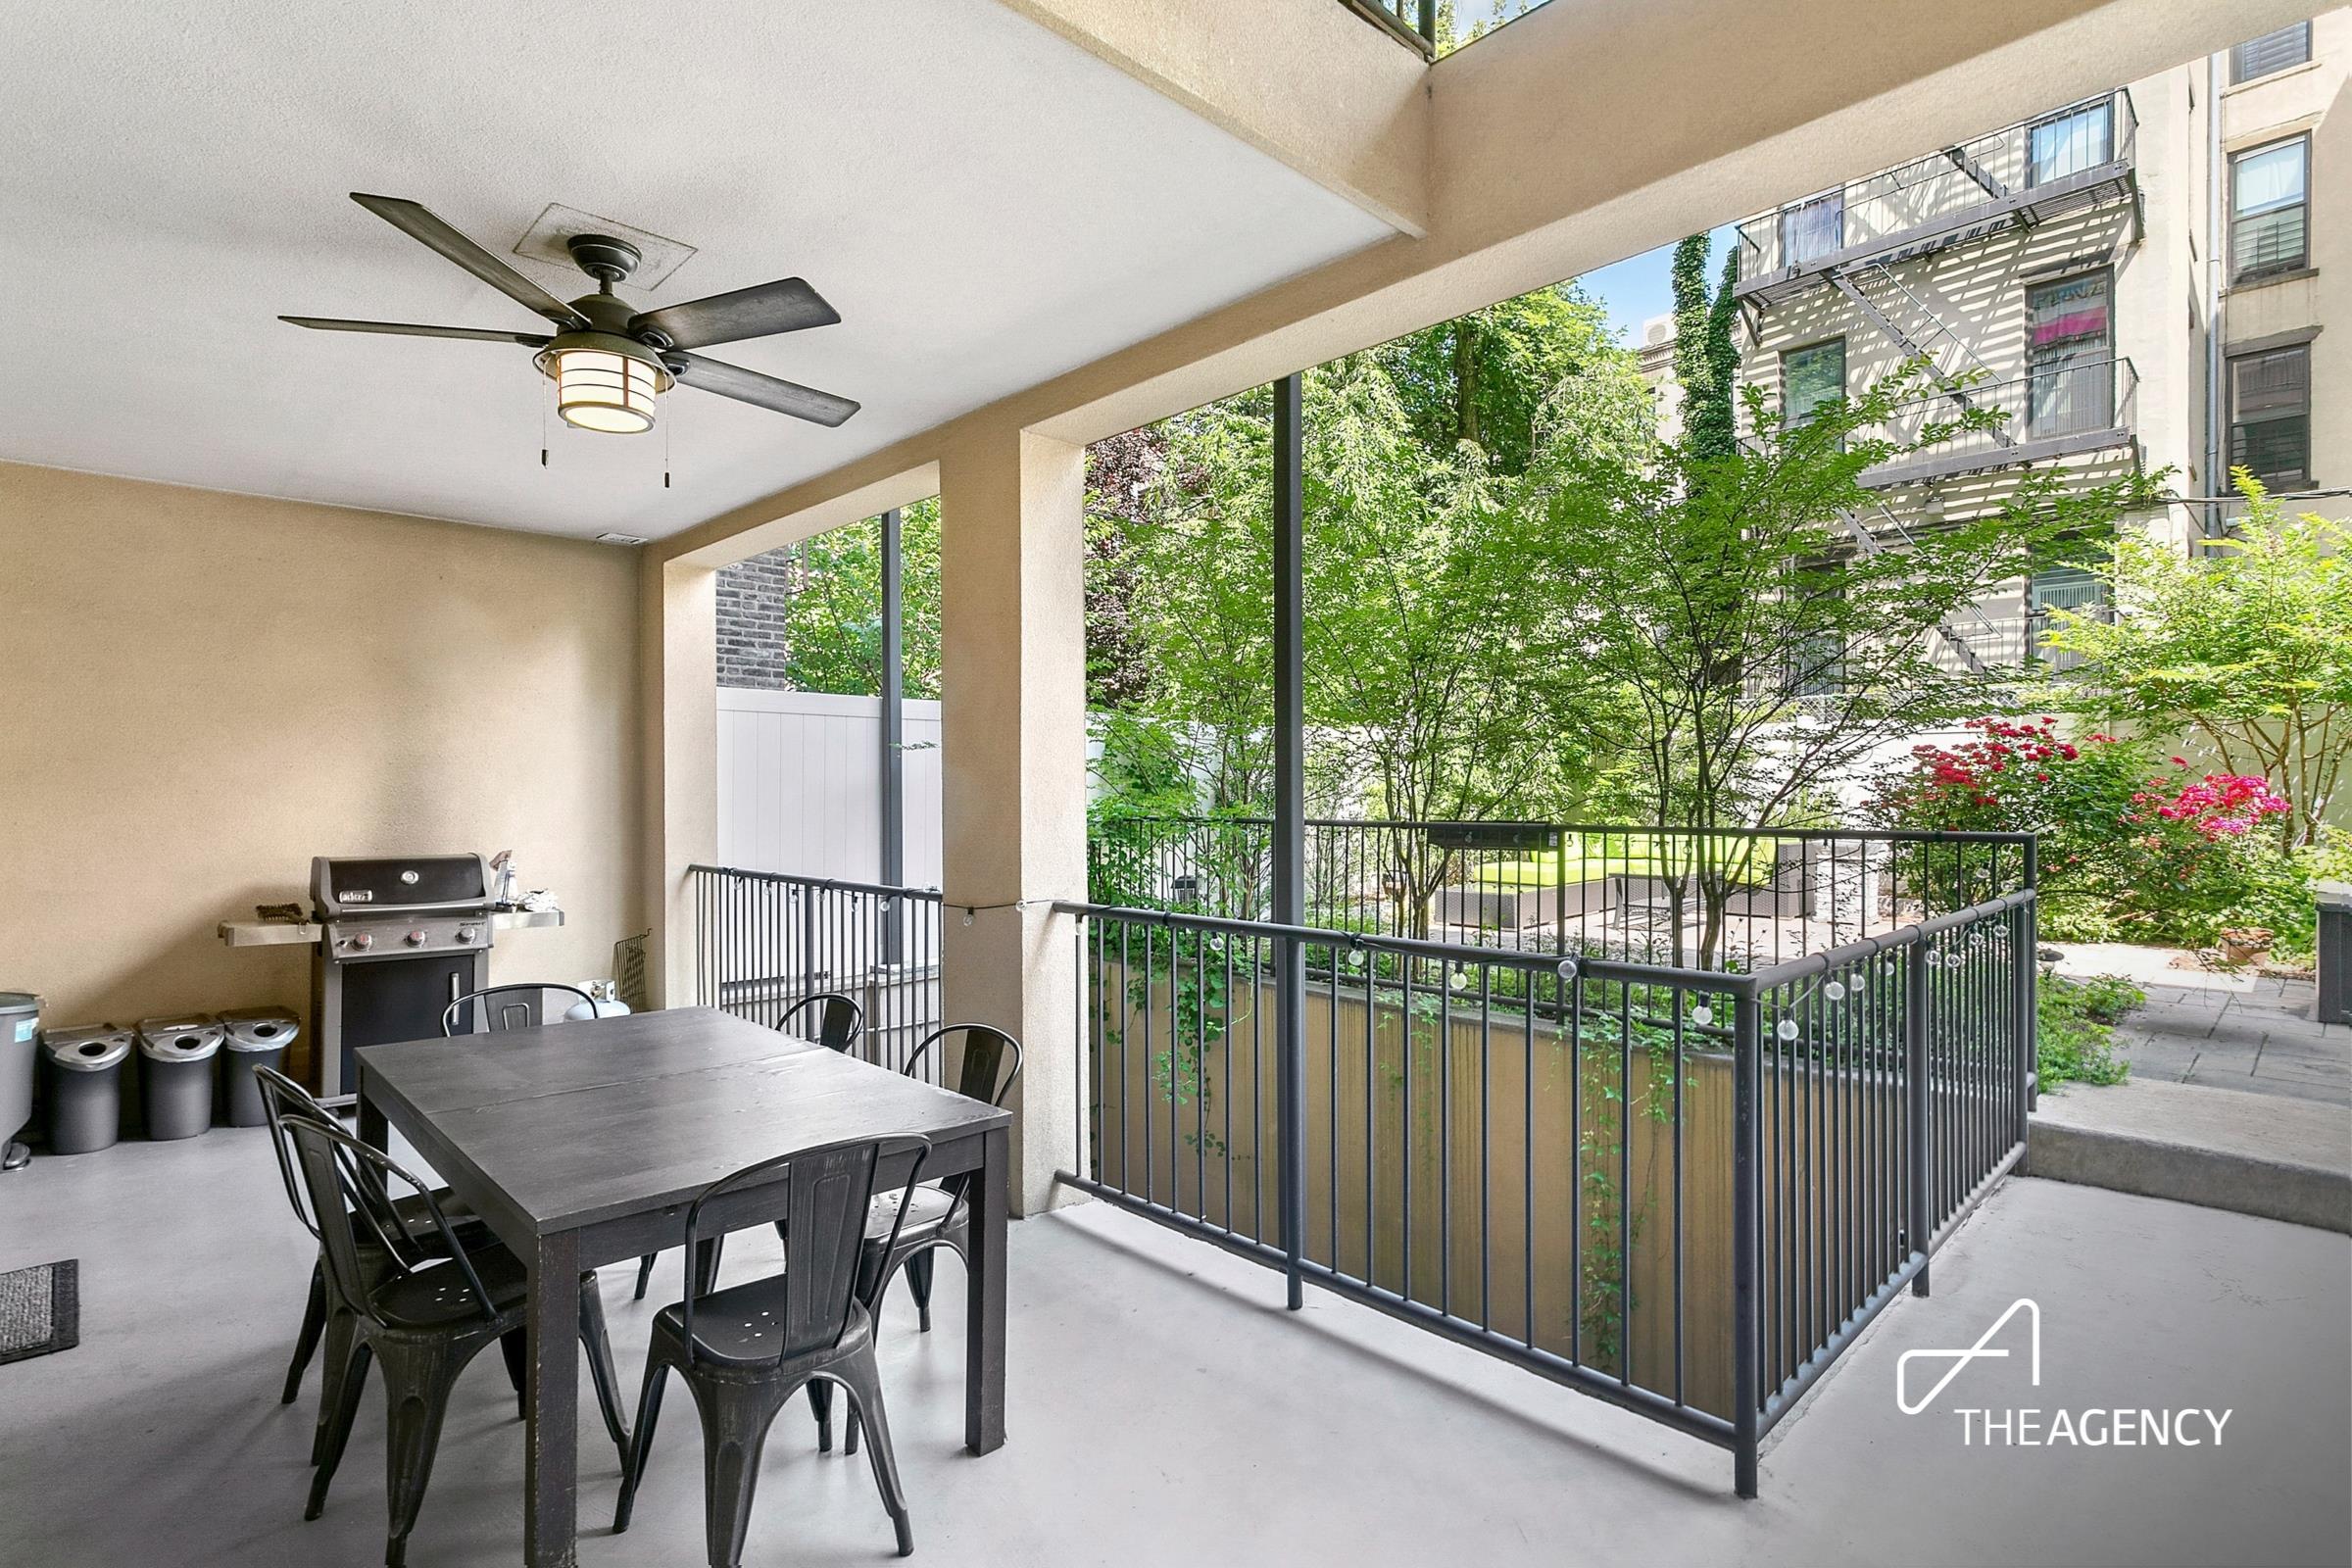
1865, 718, 2293, 944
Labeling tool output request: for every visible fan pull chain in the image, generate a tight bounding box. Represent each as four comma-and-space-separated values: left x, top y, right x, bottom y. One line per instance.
662, 401, 672, 488
540, 371, 551, 468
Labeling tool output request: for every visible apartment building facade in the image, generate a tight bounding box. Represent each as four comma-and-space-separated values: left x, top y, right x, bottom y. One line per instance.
1713, 14, 2343, 669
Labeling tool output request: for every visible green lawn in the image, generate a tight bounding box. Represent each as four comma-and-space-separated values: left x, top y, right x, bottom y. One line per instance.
1460, 835, 1793, 890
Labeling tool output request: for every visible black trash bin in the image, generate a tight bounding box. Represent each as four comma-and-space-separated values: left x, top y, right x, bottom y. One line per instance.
136, 1015, 222, 1141
42, 1025, 132, 1154
218, 1008, 299, 1128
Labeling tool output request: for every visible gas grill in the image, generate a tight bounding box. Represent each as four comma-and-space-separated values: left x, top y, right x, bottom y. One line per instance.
309, 854, 494, 1102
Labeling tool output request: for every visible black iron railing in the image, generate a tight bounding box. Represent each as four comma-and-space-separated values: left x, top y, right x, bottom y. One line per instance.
1735, 89, 2137, 293
1057, 875, 2035, 1497
689, 866, 943, 1072
1088, 816, 2034, 973
1859, 358, 2138, 488
1340, 0, 1437, 52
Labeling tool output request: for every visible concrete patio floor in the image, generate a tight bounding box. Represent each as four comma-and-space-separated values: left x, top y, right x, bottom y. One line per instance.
0, 1127, 2345, 1567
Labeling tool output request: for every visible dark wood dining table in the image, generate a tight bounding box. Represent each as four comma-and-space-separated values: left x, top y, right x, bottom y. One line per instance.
354, 1005, 1011, 1568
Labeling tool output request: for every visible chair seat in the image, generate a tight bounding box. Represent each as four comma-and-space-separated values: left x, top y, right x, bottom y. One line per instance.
654, 1273, 875, 1368
369, 1245, 530, 1330
864, 1184, 957, 1246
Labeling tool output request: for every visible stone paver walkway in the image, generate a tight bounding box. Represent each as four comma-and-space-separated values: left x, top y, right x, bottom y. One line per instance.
2051, 942, 2350, 1107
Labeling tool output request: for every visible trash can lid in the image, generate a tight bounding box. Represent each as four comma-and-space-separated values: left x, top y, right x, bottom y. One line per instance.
1, 992, 39, 1047
43, 1024, 132, 1072
135, 1014, 224, 1061
218, 1007, 301, 1050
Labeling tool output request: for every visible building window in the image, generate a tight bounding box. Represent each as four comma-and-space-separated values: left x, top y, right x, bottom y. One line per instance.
1779, 190, 1844, 269
2230, 344, 2311, 491
2232, 22, 2313, 83
2028, 99, 2114, 186
2028, 564, 2107, 670
1786, 567, 1845, 697
2026, 272, 2114, 437
2231, 137, 2310, 282
1782, 338, 1846, 427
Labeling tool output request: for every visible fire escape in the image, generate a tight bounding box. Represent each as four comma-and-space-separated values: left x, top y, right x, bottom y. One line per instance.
1733, 90, 2142, 675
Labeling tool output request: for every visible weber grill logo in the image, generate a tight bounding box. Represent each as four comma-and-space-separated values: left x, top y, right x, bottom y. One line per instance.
340, 890, 373, 903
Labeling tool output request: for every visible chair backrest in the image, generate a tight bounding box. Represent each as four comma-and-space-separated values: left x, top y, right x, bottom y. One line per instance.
441, 983, 597, 1038
679, 1133, 930, 1368
280, 1111, 499, 1327
904, 1023, 1022, 1108
254, 1063, 328, 1241
775, 992, 864, 1054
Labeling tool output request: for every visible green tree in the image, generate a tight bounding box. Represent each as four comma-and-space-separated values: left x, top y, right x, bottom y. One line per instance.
1526, 364, 2159, 964
778, 499, 941, 698
2041, 474, 2352, 847
1370, 283, 1623, 477
1668, 232, 1739, 462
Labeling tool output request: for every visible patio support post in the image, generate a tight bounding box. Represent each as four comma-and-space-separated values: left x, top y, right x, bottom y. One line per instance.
1907, 935, 1933, 1298
646, 556, 720, 1008
880, 505, 906, 964
1272, 371, 1307, 1312
1732, 990, 1760, 1499
938, 424, 1087, 1217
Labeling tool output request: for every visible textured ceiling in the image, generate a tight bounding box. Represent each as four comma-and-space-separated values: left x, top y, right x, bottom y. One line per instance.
0, 1, 1395, 538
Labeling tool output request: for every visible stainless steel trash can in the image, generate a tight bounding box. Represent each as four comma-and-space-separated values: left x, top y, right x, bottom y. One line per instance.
42, 1025, 132, 1154
218, 1008, 300, 1127
136, 1014, 222, 1141
1, 992, 40, 1169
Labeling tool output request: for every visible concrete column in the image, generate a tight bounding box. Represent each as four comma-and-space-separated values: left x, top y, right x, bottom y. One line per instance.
642, 554, 718, 1008
937, 423, 1089, 1217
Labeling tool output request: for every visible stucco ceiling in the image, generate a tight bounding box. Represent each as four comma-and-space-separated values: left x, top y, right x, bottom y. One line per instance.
0, 2, 1396, 539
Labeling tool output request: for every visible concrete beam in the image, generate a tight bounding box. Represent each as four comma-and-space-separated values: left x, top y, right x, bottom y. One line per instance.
995, 0, 1430, 236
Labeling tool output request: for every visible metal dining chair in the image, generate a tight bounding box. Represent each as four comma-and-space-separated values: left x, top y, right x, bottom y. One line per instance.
631, 989, 869, 1303
835, 1023, 1019, 1459
613, 1133, 931, 1566
774, 991, 866, 1054
284, 1110, 632, 1568
258, 1065, 492, 1466
439, 982, 597, 1037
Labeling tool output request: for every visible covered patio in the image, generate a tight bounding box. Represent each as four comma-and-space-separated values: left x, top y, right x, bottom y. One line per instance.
1, 3, 2335, 1567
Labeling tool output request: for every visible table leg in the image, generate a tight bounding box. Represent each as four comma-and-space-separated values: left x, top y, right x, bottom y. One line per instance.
965, 1124, 1008, 1454
524, 1229, 582, 1568
357, 1085, 387, 1152
692, 1237, 724, 1296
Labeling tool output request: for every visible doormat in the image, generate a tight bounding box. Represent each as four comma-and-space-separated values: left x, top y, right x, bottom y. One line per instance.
0, 1258, 79, 1364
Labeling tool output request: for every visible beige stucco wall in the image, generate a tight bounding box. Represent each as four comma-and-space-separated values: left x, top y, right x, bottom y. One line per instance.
0, 463, 642, 1071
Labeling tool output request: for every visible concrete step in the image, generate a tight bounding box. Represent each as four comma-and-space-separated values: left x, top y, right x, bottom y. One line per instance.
2026, 1077, 2351, 1234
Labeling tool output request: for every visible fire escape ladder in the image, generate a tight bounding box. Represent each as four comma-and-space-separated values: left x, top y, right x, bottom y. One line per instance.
1831, 265, 2016, 448
1940, 144, 2027, 223
1826, 495, 1995, 677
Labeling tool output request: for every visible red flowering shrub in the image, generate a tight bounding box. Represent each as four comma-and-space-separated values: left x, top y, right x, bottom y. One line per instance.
1865, 717, 2292, 944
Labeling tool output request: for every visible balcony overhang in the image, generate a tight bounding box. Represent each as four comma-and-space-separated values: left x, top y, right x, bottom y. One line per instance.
1737, 157, 2137, 308
1860, 422, 2136, 489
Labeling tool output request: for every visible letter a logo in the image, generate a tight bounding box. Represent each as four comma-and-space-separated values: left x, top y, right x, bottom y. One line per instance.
1897, 1298, 2040, 1414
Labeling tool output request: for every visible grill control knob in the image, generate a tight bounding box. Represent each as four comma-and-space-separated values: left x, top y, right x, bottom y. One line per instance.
350, 932, 373, 951
455, 925, 478, 944
405, 928, 428, 946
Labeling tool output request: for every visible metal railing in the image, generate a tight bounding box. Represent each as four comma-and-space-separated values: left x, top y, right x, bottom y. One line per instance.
1860, 357, 2137, 487
1736, 89, 2137, 286
1056, 870, 2035, 1497
1089, 816, 2034, 973
1339, 0, 1437, 51
689, 865, 943, 1072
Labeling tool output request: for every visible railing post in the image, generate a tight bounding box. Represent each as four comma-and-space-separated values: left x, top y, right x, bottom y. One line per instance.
1731, 989, 1761, 1499
1906, 934, 1933, 1298
1273, 371, 1307, 1312
2019, 836, 2039, 1128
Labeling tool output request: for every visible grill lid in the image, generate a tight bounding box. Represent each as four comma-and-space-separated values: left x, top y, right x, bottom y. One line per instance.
312, 855, 490, 918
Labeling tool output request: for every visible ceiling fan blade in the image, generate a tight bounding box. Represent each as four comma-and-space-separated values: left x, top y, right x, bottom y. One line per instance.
349, 193, 587, 329
629, 277, 840, 351
666, 352, 859, 427
280, 316, 552, 346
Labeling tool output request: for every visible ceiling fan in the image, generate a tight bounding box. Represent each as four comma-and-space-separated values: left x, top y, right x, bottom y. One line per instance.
282, 192, 857, 435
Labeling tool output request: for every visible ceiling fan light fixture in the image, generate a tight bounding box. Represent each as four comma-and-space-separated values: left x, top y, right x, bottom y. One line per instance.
551, 347, 663, 434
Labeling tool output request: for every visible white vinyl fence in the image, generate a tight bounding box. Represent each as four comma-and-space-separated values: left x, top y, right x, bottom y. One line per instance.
716, 689, 944, 886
